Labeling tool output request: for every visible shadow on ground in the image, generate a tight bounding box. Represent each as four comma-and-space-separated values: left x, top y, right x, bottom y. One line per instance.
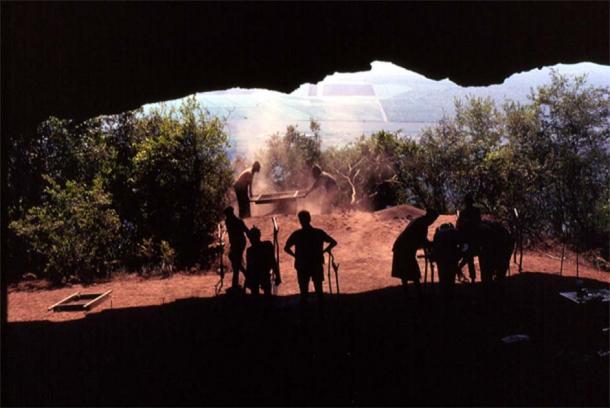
4, 273, 609, 406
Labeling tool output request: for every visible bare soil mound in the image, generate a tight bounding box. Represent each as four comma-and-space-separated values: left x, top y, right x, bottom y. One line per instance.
374, 204, 425, 221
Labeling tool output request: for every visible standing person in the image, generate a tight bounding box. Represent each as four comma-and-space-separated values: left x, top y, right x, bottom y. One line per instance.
245, 226, 281, 297
456, 192, 482, 283
223, 206, 250, 293
305, 164, 339, 214
284, 210, 337, 306
432, 223, 465, 302
391, 209, 439, 298
234, 161, 261, 219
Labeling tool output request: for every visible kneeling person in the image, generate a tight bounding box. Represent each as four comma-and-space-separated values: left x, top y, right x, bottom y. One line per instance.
245, 226, 281, 296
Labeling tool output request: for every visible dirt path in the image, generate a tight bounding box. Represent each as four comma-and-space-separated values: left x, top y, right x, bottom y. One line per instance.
8, 206, 609, 322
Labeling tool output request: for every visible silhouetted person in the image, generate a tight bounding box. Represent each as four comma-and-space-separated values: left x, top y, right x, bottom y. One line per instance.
391, 209, 439, 298
284, 210, 337, 306
432, 222, 465, 301
456, 192, 481, 282
305, 164, 339, 213
476, 220, 514, 285
234, 161, 261, 218
223, 206, 250, 292
245, 226, 281, 297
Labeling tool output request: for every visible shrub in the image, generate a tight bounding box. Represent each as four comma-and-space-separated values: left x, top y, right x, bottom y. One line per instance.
10, 176, 121, 284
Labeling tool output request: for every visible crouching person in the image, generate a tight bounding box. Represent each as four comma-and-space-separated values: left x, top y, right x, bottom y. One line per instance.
245, 226, 281, 298
432, 223, 465, 303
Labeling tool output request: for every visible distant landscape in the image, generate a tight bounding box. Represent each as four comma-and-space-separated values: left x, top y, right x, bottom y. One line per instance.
143, 61, 610, 155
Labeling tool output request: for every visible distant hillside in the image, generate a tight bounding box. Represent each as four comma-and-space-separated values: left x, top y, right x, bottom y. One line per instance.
143, 61, 610, 156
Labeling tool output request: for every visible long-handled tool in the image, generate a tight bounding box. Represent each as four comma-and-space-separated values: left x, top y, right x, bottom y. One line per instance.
272, 216, 280, 295
212, 223, 226, 296
327, 251, 340, 295
513, 208, 523, 273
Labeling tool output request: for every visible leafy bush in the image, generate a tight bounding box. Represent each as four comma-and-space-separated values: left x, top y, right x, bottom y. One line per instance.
255, 120, 322, 190
10, 177, 121, 284
131, 97, 233, 265
137, 238, 176, 277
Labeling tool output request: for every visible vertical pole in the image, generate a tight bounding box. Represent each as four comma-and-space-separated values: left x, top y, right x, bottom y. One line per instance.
272, 217, 279, 296
327, 252, 333, 294
559, 242, 565, 276
576, 249, 579, 279
332, 253, 340, 295
518, 236, 524, 273
423, 251, 428, 284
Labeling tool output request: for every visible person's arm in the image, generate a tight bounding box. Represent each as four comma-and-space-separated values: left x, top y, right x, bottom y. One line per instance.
284, 233, 296, 257
305, 177, 321, 196
239, 220, 251, 239
322, 231, 337, 253
246, 172, 254, 199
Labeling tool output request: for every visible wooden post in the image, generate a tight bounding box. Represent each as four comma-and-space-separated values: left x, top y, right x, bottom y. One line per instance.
559, 242, 566, 276
272, 216, 280, 296
423, 252, 428, 284
518, 235, 524, 274
576, 249, 579, 278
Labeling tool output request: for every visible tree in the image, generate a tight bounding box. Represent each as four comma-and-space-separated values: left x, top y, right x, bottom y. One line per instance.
255, 120, 322, 190
132, 97, 233, 265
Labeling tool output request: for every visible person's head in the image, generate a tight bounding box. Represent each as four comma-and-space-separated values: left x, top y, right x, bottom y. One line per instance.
252, 161, 261, 173
424, 208, 440, 224
312, 164, 322, 178
298, 210, 312, 228
464, 192, 474, 206
437, 222, 455, 233
249, 226, 261, 244
223, 206, 235, 218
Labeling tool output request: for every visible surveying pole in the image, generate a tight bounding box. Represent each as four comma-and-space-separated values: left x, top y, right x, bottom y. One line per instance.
214, 223, 226, 296
514, 208, 523, 273
326, 251, 340, 296
272, 216, 280, 295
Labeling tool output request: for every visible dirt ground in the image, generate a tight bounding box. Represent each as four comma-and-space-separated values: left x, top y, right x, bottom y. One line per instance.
8, 205, 609, 322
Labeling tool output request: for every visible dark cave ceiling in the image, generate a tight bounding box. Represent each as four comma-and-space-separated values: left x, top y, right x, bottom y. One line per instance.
2, 2, 609, 136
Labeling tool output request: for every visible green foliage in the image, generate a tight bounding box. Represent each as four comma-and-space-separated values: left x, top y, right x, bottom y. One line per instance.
6, 72, 610, 284
256, 120, 322, 189
528, 71, 610, 246
137, 238, 176, 277
10, 177, 121, 284
323, 131, 414, 209
132, 97, 233, 264
8, 96, 233, 283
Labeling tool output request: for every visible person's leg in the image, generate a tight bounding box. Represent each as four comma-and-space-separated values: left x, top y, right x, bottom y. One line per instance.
236, 189, 251, 219
413, 278, 422, 299
297, 270, 309, 304
467, 257, 476, 282
231, 258, 241, 288
313, 278, 324, 304
401, 278, 410, 296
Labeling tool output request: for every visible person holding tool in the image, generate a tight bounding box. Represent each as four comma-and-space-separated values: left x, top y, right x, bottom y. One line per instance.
244, 226, 281, 298
284, 210, 337, 308
305, 164, 339, 214
233, 161, 261, 218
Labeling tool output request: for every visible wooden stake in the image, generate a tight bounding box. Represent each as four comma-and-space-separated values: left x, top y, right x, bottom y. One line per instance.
559, 242, 566, 276
518, 233, 524, 273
